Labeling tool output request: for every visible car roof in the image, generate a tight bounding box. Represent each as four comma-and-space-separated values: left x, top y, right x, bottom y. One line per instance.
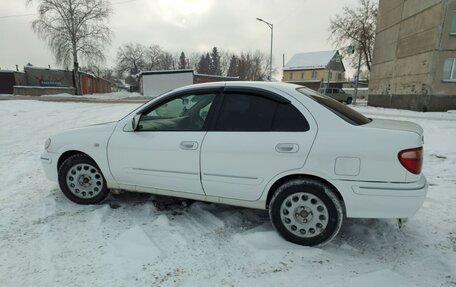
171, 81, 305, 93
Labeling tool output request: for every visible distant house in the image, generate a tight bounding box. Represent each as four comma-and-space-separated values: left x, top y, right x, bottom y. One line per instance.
139, 70, 238, 97
282, 50, 346, 91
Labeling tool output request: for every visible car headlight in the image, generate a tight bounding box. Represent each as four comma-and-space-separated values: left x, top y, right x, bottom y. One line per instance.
44, 138, 51, 150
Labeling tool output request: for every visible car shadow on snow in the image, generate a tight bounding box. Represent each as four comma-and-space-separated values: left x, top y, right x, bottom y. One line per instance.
102, 191, 270, 231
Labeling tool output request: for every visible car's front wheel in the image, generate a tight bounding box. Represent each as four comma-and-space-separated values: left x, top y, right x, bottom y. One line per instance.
269, 179, 344, 246
58, 154, 109, 204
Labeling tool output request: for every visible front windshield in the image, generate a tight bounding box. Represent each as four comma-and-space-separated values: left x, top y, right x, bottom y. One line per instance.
296, 87, 371, 125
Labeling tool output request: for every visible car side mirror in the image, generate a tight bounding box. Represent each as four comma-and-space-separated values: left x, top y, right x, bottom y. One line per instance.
124, 114, 141, 132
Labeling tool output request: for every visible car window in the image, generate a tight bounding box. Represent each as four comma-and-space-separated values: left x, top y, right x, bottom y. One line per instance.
296, 87, 371, 125
216, 94, 275, 131
273, 103, 310, 131
215, 93, 309, 131
137, 93, 216, 131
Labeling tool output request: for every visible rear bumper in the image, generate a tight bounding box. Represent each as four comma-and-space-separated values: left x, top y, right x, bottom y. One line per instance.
40, 151, 59, 182
333, 174, 428, 218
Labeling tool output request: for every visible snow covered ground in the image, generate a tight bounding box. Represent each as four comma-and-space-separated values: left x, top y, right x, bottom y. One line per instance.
39, 90, 146, 100
0, 100, 454, 287
0, 91, 148, 102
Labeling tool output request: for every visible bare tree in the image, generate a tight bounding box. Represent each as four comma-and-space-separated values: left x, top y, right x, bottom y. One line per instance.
145, 45, 164, 70
81, 65, 117, 82
230, 51, 268, 80
157, 52, 176, 70
188, 52, 201, 71
219, 50, 231, 76
116, 43, 146, 77
329, 0, 378, 71
28, 0, 112, 94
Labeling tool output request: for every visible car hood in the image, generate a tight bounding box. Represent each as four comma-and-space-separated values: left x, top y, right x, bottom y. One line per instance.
60, 121, 118, 134
364, 118, 423, 136
48, 121, 118, 153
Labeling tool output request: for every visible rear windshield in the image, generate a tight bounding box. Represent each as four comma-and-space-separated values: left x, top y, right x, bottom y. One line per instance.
296, 87, 371, 125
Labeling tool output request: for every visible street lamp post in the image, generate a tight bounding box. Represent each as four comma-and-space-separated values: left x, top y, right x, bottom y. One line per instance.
256, 18, 273, 81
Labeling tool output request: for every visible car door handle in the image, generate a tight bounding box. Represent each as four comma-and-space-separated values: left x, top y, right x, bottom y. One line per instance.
275, 143, 299, 153
180, 141, 198, 150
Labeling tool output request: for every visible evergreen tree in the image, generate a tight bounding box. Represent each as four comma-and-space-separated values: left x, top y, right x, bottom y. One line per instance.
178, 52, 187, 69
209, 47, 222, 75
227, 54, 238, 77
237, 53, 247, 80
197, 53, 210, 74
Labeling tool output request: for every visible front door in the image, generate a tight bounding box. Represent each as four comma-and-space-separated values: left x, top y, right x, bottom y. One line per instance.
108, 92, 217, 195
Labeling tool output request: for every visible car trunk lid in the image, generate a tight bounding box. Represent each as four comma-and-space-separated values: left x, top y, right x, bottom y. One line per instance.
364, 118, 423, 137
362, 118, 424, 182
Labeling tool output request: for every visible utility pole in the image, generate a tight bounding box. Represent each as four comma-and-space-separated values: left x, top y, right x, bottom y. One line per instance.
354, 51, 362, 105
326, 59, 332, 95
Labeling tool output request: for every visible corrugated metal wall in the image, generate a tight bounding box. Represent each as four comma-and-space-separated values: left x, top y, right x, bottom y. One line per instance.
80, 74, 111, 94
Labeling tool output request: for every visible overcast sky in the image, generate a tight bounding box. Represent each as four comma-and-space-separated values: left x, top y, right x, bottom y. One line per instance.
0, 0, 359, 77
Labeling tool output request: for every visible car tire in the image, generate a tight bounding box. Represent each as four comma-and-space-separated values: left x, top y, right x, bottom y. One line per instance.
58, 154, 109, 204
346, 97, 353, 105
269, 179, 344, 246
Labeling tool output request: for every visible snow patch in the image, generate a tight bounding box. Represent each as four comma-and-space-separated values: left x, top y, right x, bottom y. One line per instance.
234, 224, 323, 262
109, 225, 161, 261
326, 269, 414, 287
40, 91, 147, 100
153, 214, 170, 227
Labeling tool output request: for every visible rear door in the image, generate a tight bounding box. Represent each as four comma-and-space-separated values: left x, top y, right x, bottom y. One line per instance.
200, 87, 317, 201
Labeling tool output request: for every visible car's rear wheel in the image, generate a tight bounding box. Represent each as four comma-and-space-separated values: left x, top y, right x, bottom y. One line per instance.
269, 179, 344, 246
346, 97, 353, 104
58, 154, 109, 204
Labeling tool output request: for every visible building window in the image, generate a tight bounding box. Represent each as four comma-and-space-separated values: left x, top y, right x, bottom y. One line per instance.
338, 73, 342, 80
301, 72, 304, 79
290, 73, 293, 80
311, 70, 317, 80
328, 71, 332, 80
451, 10, 456, 35
443, 58, 456, 81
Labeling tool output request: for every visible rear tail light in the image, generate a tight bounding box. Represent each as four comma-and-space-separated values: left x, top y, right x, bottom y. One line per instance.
398, 147, 423, 175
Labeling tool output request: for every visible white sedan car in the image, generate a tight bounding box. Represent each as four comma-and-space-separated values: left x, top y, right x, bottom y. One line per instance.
41, 82, 428, 246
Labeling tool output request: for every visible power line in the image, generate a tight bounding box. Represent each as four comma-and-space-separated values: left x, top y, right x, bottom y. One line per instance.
0, 13, 35, 19
112, 0, 141, 5
0, 0, 141, 20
